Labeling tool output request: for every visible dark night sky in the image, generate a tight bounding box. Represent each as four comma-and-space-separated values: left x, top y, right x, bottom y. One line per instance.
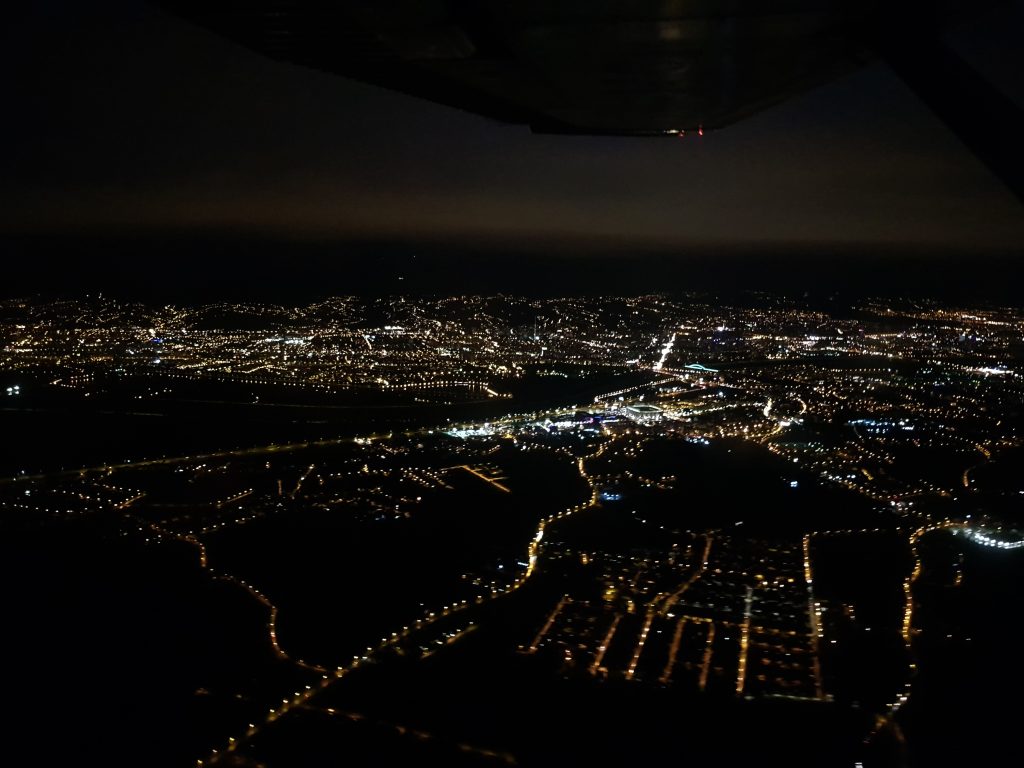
1, 1, 1022, 297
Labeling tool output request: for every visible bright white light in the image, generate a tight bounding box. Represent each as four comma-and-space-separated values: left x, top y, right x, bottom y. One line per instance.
653, 333, 676, 371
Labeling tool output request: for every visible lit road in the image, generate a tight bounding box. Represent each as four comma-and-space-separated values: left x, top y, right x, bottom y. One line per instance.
197, 435, 617, 766
653, 332, 676, 372
736, 586, 754, 695
625, 612, 654, 680
699, 621, 716, 691
659, 535, 713, 616
591, 614, 622, 675
0, 431, 417, 487
527, 595, 569, 653
455, 464, 511, 493
659, 617, 687, 684
290, 464, 316, 499
803, 534, 825, 700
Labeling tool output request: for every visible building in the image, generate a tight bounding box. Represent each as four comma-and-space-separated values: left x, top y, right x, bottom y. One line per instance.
624, 404, 663, 424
